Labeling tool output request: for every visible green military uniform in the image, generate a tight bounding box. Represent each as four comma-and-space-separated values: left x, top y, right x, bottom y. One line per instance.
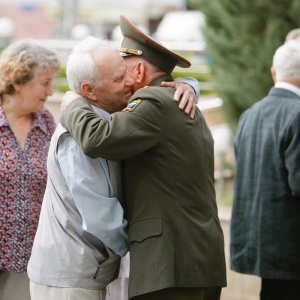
60, 74, 226, 299
61, 14, 226, 299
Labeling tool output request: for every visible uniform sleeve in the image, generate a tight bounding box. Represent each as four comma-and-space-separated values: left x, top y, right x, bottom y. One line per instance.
57, 132, 129, 256
60, 96, 162, 160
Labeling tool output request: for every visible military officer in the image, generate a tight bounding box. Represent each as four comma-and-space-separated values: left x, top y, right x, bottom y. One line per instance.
61, 15, 227, 300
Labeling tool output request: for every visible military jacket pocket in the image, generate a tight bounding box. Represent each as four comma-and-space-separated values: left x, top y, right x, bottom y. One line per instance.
129, 218, 162, 243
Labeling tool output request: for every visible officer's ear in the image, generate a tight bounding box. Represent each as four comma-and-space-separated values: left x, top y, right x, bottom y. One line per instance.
136, 61, 145, 84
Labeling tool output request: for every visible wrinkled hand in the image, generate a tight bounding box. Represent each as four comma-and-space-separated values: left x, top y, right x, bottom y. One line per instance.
61, 91, 81, 113
161, 81, 197, 118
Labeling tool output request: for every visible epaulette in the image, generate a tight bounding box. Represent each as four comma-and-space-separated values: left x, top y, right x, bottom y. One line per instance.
136, 86, 150, 93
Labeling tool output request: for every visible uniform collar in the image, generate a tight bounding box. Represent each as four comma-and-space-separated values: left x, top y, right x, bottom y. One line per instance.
149, 74, 174, 87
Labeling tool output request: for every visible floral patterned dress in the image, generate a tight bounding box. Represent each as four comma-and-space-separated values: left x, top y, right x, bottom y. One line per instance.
0, 103, 56, 272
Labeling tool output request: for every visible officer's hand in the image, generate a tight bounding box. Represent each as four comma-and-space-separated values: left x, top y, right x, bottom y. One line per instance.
61, 91, 81, 112
161, 81, 196, 119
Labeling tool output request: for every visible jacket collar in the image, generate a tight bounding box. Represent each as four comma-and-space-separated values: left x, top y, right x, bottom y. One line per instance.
149, 74, 174, 87
274, 82, 300, 98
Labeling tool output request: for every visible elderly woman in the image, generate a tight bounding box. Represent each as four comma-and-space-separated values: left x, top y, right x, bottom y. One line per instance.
0, 42, 60, 299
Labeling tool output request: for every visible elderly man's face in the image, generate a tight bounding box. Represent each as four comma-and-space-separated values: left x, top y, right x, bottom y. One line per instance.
93, 49, 134, 114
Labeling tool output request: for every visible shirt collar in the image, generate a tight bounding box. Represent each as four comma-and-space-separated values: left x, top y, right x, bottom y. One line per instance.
31, 110, 49, 135
275, 82, 300, 98
0, 104, 8, 127
91, 105, 111, 119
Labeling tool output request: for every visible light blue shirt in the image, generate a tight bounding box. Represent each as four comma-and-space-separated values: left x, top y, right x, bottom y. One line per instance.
57, 106, 128, 256
176, 77, 200, 100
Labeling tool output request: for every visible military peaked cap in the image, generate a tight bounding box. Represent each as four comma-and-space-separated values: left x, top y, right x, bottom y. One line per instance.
119, 15, 191, 74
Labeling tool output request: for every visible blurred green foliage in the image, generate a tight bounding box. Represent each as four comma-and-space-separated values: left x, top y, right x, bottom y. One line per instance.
188, 0, 300, 130
53, 66, 69, 93
171, 49, 217, 95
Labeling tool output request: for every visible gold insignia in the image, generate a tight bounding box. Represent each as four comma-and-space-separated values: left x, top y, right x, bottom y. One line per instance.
119, 48, 143, 55
135, 86, 149, 93
122, 99, 142, 112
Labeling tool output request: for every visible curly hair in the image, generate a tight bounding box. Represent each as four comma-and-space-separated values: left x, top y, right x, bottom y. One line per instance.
0, 42, 60, 95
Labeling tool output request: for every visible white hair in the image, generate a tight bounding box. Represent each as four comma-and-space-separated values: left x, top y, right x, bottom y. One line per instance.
285, 28, 300, 43
66, 36, 110, 93
272, 40, 300, 82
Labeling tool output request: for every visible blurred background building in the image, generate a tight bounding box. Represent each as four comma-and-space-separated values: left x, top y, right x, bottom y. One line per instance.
0, 0, 189, 40
0, 0, 206, 63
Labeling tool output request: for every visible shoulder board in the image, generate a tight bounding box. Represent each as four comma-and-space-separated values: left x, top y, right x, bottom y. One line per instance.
136, 86, 150, 93
138, 85, 156, 91
122, 99, 142, 112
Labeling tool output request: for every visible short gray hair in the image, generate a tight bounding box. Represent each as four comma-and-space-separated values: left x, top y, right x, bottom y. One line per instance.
272, 40, 300, 82
0, 41, 60, 95
66, 36, 110, 93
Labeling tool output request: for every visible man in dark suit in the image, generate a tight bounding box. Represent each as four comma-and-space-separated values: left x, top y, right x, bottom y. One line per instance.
61, 15, 226, 300
230, 40, 300, 300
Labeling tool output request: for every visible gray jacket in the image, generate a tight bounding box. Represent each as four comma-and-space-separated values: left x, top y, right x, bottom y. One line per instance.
230, 87, 300, 280
27, 124, 123, 289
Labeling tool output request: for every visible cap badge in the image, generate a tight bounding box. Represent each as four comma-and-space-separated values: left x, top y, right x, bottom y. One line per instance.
119, 48, 143, 56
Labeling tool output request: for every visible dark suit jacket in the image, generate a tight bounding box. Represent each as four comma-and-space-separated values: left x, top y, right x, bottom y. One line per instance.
61, 75, 227, 298
231, 87, 300, 280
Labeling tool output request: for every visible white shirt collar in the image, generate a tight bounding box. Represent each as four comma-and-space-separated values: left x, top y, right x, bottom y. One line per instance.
274, 82, 300, 98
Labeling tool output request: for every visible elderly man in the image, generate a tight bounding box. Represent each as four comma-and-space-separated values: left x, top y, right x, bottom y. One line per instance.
27, 35, 199, 300
230, 40, 300, 300
27, 37, 130, 300
60, 15, 226, 300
